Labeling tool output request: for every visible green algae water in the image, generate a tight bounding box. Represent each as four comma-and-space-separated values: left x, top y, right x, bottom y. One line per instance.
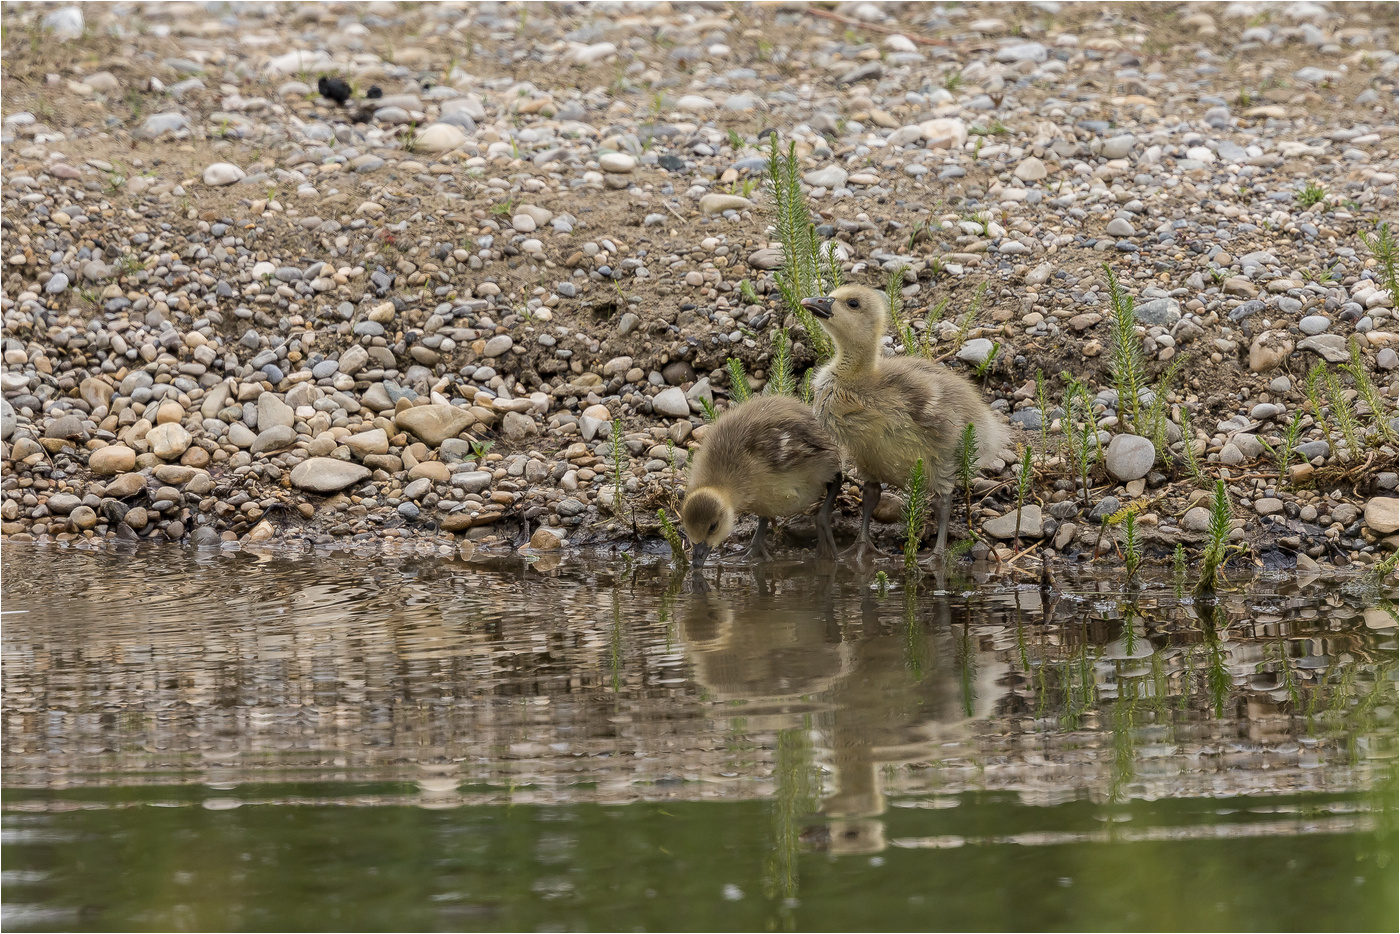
2, 546, 1395, 932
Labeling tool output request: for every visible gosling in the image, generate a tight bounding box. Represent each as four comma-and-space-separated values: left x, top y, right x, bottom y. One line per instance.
682, 395, 842, 568
801, 285, 1009, 562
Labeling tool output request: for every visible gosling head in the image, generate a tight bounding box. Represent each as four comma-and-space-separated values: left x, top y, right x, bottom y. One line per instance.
681, 487, 735, 569
801, 285, 888, 359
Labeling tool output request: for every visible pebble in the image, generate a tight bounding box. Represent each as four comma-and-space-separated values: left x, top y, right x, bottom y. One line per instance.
203, 162, 245, 186
1105, 435, 1155, 482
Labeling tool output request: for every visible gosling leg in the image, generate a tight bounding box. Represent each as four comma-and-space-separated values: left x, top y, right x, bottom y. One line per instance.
921, 489, 954, 571
816, 479, 840, 561
841, 480, 883, 563
740, 516, 774, 563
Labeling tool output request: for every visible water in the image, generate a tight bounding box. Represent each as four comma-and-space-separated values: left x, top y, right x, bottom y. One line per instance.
2, 545, 1396, 931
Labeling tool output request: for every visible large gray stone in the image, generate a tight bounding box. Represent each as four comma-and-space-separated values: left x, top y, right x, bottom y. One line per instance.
395, 404, 474, 446
983, 504, 1044, 540
652, 386, 690, 417
290, 457, 371, 493
1105, 434, 1155, 482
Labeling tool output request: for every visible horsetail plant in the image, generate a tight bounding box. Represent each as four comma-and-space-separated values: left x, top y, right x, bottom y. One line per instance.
920, 296, 950, 358
610, 418, 628, 516
1323, 367, 1364, 461
1179, 408, 1207, 485
903, 458, 929, 573
1013, 445, 1034, 554
766, 135, 835, 359
1103, 263, 1146, 432
956, 422, 979, 532
766, 330, 795, 397
1275, 409, 1306, 480
1303, 361, 1332, 449
1145, 355, 1184, 466
1343, 341, 1397, 444
698, 396, 718, 423
1123, 513, 1142, 584
1195, 479, 1233, 597
1359, 220, 1398, 308
949, 282, 988, 354
658, 508, 689, 571
885, 264, 917, 352
1034, 368, 1053, 456
726, 357, 753, 404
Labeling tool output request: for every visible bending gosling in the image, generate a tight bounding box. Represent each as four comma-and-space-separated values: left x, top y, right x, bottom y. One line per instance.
801, 285, 1008, 562
682, 395, 842, 568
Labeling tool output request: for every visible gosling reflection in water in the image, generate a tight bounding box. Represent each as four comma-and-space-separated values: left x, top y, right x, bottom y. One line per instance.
679, 584, 1002, 855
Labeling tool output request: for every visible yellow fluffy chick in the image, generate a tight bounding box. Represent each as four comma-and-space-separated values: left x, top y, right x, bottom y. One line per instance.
802, 284, 1009, 561
682, 395, 841, 567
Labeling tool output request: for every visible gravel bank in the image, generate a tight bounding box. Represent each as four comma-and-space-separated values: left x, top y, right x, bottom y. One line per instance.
1, 1, 1396, 571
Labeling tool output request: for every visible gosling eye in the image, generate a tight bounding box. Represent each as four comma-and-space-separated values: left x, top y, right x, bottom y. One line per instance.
846, 298, 859, 309
709, 522, 719, 533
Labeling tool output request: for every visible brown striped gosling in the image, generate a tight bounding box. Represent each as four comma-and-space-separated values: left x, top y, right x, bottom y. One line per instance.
682, 395, 842, 567
802, 285, 1009, 563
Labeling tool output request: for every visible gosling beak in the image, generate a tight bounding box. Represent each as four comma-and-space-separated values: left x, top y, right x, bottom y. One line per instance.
801, 296, 834, 319
691, 541, 712, 569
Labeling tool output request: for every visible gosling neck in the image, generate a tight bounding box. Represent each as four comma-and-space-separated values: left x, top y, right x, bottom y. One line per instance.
827, 332, 882, 380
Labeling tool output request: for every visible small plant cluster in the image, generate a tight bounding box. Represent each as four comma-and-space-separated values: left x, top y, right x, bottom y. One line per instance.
766, 135, 840, 359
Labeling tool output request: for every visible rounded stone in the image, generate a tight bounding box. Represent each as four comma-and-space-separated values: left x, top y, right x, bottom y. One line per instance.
1364, 497, 1399, 534
1104, 434, 1155, 482
203, 162, 245, 186
147, 422, 192, 460
289, 457, 372, 493
599, 152, 636, 173
89, 444, 137, 476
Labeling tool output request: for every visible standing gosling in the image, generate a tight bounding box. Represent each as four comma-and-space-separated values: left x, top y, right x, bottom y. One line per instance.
802, 285, 1009, 562
682, 395, 842, 567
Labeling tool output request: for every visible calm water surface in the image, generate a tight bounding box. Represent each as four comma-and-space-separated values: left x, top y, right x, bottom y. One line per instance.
2, 545, 1396, 931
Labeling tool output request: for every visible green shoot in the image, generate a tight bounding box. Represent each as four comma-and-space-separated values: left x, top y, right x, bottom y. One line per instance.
1342, 340, 1397, 444
921, 296, 950, 358
1195, 479, 1233, 596
766, 331, 795, 397
1123, 513, 1142, 583
658, 508, 689, 571
973, 342, 1000, 380
1034, 368, 1053, 457
886, 264, 917, 352
1179, 408, 1207, 485
1323, 367, 1364, 461
903, 458, 929, 572
956, 422, 979, 531
765, 135, 835, 358
739, 278, 760, 304
1303, 361, 1332, 451
798, 369, 814, 405
874, 570, 890, 597
1013, 444, 1033, 554
699, 396, 718, 423
1145, 355, 1184, 466
1173, 542, 1186, 580
950, 282, 987, 354
1359, 221, 1399, 308
1103, 263, 1145, 432
1275, 409, 1306, 480
726, 357, 753, 403
1295, 181, 1326, 208
611, 418, 628, 516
